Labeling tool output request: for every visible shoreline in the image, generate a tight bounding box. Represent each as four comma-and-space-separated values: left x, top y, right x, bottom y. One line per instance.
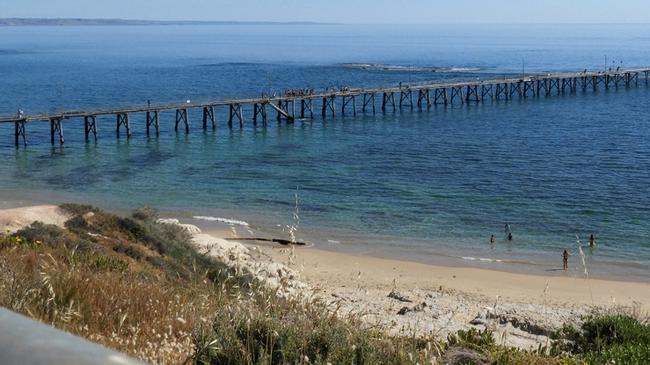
202, 227, 650, 349
199, 226, 650, 313
2, 204, 650, 350
1, 191, 647, 282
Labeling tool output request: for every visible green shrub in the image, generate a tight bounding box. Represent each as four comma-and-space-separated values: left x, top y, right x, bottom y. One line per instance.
11, 221, 93, 251
552, 314, 650, 365
90, 254, 129, 272
59, 203, 101, 216
112, 242, 144, 260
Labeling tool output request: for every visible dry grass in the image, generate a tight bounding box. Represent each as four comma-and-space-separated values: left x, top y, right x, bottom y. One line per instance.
0, 204, 613, 365
0, 224, 223, 363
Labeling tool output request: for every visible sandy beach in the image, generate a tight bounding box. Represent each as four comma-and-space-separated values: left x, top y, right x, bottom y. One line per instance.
3, 205, 649, 350
204, 227, 650, 349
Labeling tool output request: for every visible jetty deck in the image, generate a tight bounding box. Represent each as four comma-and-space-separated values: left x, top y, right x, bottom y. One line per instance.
2, 68, 649, 147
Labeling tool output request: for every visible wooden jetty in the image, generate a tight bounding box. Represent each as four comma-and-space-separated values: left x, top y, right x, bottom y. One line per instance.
2, 68, 649, 147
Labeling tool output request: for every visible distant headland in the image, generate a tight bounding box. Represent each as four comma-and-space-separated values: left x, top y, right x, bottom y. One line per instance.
0, 18, 336, 26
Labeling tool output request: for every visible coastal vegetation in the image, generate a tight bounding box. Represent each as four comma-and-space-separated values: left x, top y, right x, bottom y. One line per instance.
0, 204, 647, 364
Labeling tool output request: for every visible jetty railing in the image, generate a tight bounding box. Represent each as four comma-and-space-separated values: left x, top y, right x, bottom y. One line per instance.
0, 308, 144, 365
2, 68, 649, 147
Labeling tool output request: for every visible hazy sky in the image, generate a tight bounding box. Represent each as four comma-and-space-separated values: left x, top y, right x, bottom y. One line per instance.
1, 0, 649, 24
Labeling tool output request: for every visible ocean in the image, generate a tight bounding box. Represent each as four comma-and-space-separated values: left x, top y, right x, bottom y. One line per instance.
0, 24, 649, 280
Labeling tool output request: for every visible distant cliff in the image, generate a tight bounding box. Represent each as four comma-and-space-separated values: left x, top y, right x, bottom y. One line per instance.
0, 18, 333, 26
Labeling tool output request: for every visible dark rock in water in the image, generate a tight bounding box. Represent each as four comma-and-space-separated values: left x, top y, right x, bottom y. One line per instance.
388, 289, 413, 303
443, 346, 490, 365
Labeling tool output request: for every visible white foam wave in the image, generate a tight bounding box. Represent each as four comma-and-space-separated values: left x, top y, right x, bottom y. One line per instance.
339, 63, 482, 73
193, 216, 250, 227
462, 256, 503, 263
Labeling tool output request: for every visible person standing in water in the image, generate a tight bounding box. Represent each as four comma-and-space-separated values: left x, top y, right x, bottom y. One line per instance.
562, 249, 569, 271
589, 234, 596, 248
490, 235, 495, 244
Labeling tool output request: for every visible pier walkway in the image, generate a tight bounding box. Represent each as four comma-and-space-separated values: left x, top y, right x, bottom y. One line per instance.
2, 68, 649, 147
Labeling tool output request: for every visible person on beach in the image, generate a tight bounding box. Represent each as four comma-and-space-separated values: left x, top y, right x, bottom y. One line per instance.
589, 234, 596, 247
562, 249, 569, 271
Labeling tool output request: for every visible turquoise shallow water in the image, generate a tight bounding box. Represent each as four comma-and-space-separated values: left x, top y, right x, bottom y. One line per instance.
0, 24, 649, 279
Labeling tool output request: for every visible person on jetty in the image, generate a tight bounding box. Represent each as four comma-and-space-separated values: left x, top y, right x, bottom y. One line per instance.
589, 234, 596, 248
562, 249, 570, 271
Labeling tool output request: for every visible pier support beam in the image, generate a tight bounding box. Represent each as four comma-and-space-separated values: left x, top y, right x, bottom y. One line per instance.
399, 89, 413, 109
84, 115, 98, 142
14, 120, 26, 147
253, 103, 267, 126
509, 82, 522, 99
49, 117, 64, 145
175, 109, 189, 134
362, 93, 375, 113
495, 83, 509, 100
228, 104, 243, 128
417, 89, 430, 109
434, 88, 448, 105
450, 86, 464, 105
523, 81, 535, 98
465, 85, 480, 103
481, 84, 493, 100
382, 92, 396, 112
146, 111, 159, 136
202, 106, 215, 131
341, 95, 356, 116
116, 113, 131, 138
300, 99, 313, 119
322, 96, 336, 118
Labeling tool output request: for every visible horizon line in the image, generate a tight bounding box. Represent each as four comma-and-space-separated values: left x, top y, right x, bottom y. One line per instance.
1, 17, 649, 26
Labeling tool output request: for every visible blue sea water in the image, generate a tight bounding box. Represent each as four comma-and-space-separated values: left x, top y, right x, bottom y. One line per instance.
0, 24, 649, 279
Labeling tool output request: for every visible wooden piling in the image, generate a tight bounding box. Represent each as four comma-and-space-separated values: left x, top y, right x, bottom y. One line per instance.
300, 99, 313, 119
417, 89, 430, 109
14, 121, 26, 147
146, 111, 159, 136
84, 115, 98, 141
450, 86, 464, 105
175, 109, 189, 134
434, 88, 448, 105
362, 93, 375, 114
49, 117, 64, 145
399, 89, 413, 109
202, 106, 215, 131
342, 95, 356, 116
228, 104, 243, 128
116, 113, 130, 138
253, 103, 268, 126
382, 92, 396, 112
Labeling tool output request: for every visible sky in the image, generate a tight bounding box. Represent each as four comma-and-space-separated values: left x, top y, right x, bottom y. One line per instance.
1, 0, 649, 24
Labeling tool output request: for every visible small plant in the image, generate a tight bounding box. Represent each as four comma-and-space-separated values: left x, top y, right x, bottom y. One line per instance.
90, 254, 129, 272
552, 314, 650, 365
447, 328, 495, 351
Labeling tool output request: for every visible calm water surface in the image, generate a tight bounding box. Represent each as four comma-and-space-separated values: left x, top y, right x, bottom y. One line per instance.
0, 24, 649, 279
